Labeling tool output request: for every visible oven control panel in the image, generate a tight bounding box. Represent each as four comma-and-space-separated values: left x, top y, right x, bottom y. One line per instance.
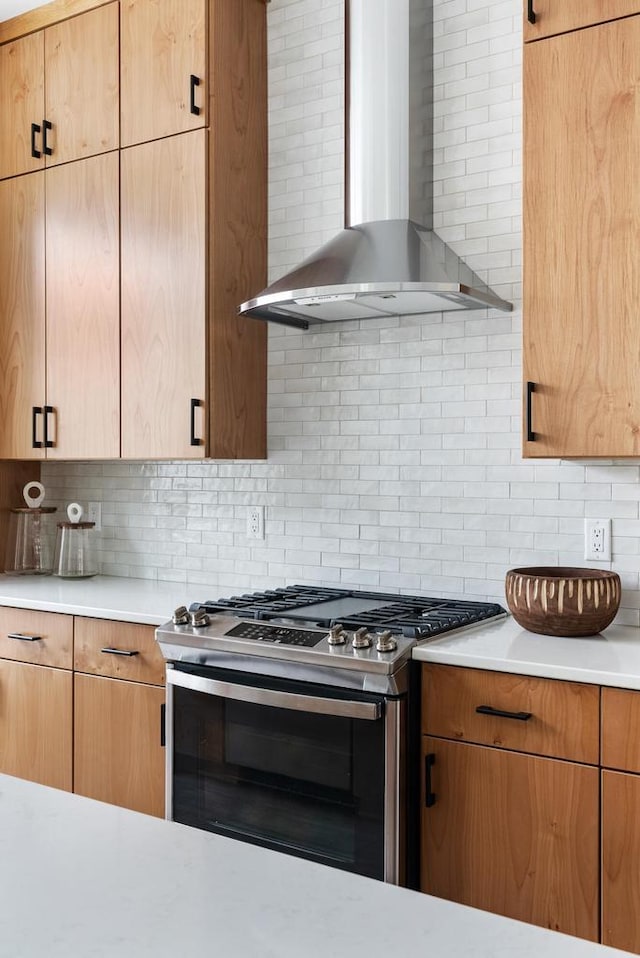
225, 622, 326, 647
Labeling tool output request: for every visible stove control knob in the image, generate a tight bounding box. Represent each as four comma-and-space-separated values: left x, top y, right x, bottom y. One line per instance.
190, 608, 211, 628
352, 627, 372, 650
376, 630, 398, 653
172, 606, 190, 626
327, 624, 346, 646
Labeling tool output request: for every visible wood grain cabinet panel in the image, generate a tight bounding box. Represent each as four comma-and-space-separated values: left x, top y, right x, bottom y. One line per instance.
0, 172, 46, 459
602, 770, 640, 952
74, 672, 165, 818
421, 737, 599, 942
0, 658, 72, 791
0, 607, 72, 669
524, 1, 640, 42
120, 0, 206, 148
422, 664, 600, 764
74, 616, 165, 686
44, 2, 119, 165
45, 151, 120, 459
523, 16, 640, 457
0, 31, 44, 180
602, 686, 640, 772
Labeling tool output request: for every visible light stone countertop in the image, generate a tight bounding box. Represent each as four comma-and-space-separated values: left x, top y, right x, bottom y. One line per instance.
412, 615, 640, 690
0, 773, 631, 958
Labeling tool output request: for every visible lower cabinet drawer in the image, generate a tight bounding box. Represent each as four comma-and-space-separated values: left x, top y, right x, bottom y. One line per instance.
601, 686, 640, 772
422, 663, 600, 763
74, 616, 165, 685
0, 607, 72, 669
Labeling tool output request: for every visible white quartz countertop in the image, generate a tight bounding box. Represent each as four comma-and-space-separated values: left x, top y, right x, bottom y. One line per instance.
412, 615, 640, 690
0, 573, 254, 626
0, 773, 630, 958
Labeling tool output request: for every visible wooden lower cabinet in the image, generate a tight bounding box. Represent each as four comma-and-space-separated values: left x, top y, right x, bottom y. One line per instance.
602, 770, 640, 952
0, 658, 72, 791
421, 737, 599, 942
74, 672, 165, 818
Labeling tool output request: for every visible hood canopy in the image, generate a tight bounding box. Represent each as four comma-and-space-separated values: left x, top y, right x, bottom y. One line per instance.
239, 0, 512, 329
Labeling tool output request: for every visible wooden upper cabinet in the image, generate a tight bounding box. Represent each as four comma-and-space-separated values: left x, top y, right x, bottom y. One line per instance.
0, 3, 118, 177
121, 130, 206, 459
44, 2, 119, 165
46, 151, 120, 459
0, 31, 44, 180
523, 17, 640, 457
524, 1, 640, 42
0, 173, 46, 459
120, 0, 206, 148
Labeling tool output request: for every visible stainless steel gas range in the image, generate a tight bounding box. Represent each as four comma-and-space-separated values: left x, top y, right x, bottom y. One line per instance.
156, 585, 505, 885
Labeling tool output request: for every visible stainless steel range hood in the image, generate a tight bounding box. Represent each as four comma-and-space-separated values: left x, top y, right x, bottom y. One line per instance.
239, 0, 512, 330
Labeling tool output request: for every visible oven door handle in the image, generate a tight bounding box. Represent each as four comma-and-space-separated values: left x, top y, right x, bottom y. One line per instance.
167, 668, 382, 720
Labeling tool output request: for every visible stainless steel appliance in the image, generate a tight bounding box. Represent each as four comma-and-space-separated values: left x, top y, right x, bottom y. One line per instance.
156, 585, 505, 885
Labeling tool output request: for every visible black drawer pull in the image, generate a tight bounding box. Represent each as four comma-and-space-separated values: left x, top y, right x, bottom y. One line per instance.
32, 406, 43, 449
100, 647, 140, 657
425, 752, 436, 808
190, 398, 203, 446
42, 119, 53, 156
43, 405, 54, 448
8, 633, 42, 642
30, 122, 41, 159
190, 74, 201, 116
476, 705, 533, 721
160, 703, 166, 747
527, 0, 536, 24
526, 381, 536, 442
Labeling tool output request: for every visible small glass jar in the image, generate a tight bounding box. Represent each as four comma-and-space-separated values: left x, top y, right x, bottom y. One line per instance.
53, 520, 97, 578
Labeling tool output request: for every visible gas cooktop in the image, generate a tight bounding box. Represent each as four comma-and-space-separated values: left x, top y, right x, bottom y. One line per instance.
190, 585, 506, 640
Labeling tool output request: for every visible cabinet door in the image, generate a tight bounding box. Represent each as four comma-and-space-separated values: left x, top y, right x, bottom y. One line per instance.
0, 31, 44, 180
43, 3, 119, 166
421, 738, 599, 941
45, 152, 120, 459
121, 130, 206, 459
0, 172, 45, 459
74, 672, 165, 818
120, 0, 206, 148
523, 18, 640, 457
524, 1, 640, 42
0, 658, 72, 791
602, 769, 640, 952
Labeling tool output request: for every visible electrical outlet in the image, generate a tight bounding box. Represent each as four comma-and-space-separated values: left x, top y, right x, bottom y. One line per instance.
88, 501, 102, 532
584, 518, 611, 561
247, 505, 264, 540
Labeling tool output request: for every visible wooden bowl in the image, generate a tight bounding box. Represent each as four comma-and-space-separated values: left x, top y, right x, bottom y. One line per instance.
505, 567, 621, 636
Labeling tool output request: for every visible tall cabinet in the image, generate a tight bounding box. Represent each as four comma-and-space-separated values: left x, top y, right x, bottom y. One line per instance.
523, 8, 640, 457
0, 0, 267, 461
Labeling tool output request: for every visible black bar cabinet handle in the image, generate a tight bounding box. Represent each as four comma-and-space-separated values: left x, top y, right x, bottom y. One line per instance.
526, 381, 536, 442
30, 122, 41, 159
190, 398, 203, 446
476, 705, 533, 722
100, 647, 140, 657
42, 119, 53, 156
43, 405, 54, 447
160, 703, 166, 748
425, 752, 436, 808
32, 406, 43, 449
8, 633, 42, 642
527, 0, 536, 24
190, 74, 201, 116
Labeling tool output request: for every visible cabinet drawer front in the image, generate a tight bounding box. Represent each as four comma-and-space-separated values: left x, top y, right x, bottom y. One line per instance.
602, 687, 640, 772
74, 617, 165, 686
523, 1, 640, 42
422, 664, 599, 763
0, 606, 72, 669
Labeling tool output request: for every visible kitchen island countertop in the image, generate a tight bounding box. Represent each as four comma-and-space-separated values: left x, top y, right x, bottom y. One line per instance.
0, 772, 630, 958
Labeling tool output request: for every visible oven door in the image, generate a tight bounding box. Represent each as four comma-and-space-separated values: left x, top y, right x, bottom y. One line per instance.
165, 664, 404, 882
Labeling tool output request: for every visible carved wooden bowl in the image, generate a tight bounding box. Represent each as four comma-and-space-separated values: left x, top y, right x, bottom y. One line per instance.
505, 567, 621, 636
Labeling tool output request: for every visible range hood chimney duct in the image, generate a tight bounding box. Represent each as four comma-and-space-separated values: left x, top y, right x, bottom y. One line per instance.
239, 0, 512, 329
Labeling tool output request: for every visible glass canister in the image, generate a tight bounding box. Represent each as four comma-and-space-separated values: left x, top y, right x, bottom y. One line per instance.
53, 503, 98, 579
4, 482, 57, 575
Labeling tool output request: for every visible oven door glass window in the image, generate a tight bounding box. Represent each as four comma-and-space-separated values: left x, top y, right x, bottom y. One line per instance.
171, 670, 386, 879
